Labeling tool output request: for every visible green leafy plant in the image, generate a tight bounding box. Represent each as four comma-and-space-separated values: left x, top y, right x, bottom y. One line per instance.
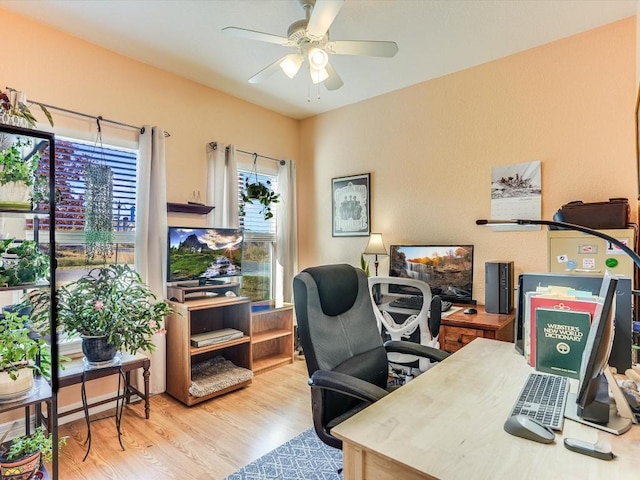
0, 139, 39, 186
0, 90, 54, 128
29, 264, 174, 354
240, 165, 280, 220
0, 239, 49, 287
0, 311, 49, 380
2, 427, 66, 464
360, 254, 370, 276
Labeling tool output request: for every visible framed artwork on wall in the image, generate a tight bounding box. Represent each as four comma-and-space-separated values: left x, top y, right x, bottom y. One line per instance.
332, 173, 370, 237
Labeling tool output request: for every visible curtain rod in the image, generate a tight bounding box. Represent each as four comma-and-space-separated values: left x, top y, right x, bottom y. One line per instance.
6, 87, 170, 137
209, 141, 286, 165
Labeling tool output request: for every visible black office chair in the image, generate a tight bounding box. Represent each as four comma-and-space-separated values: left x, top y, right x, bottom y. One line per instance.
293, 263, 450, 449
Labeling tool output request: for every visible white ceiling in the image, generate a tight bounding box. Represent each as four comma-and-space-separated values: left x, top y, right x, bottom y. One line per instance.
1, 0, 637, 120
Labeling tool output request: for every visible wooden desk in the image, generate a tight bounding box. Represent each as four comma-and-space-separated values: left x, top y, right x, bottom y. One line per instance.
439, 304, 514, 352
332, 338, 640, 480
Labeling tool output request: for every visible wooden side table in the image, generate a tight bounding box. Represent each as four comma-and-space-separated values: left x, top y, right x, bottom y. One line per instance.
439, 304, 515, 353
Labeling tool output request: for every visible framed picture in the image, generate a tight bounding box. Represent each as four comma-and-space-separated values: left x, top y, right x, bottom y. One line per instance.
332, 173, 370, 237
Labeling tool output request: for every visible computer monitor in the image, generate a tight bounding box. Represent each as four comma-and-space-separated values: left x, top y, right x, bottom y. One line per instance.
575, 271, 616, 423
388, 245, 474, 304
564, 271, 633, 434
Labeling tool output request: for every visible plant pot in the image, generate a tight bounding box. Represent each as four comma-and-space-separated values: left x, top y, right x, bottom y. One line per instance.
0, 112, 29, 129
0, 449, 41, 480
0, 368, 34, 403
81, 335, 117, 364
0, 182, 30, 210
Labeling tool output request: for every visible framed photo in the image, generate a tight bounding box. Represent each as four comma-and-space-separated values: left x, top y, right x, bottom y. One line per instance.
332, 173, 370, 237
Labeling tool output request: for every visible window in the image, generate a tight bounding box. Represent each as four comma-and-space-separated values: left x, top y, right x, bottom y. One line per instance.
32, 137, 138, 275
238, 169, 277, 302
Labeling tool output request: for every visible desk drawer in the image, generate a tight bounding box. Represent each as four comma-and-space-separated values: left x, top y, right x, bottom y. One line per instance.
440, 326, 484, 352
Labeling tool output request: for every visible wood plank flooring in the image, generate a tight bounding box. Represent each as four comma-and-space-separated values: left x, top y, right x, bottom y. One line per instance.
54, 357, 312, 479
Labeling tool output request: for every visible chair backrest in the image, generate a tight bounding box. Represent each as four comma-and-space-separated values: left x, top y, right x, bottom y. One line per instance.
293, 264, 389, 387
294, 264, 393, 449
368, 276, 440, 372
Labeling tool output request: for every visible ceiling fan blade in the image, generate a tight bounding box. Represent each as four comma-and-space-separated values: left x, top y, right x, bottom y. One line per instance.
248, 56, 289, 84
222, 27, 290, 46
327, 40, 399, 57
323, 63, 344, 91
307, 0, 344, 39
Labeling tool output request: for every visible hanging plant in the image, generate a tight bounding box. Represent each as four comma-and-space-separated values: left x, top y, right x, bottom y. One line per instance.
239, 154, 280, 220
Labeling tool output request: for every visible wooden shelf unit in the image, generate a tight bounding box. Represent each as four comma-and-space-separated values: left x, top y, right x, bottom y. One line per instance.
251, 302, 294, 374
166, 296, 252, 406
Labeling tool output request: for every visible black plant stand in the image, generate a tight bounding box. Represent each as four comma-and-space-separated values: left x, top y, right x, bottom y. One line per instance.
80, 356, 126, 461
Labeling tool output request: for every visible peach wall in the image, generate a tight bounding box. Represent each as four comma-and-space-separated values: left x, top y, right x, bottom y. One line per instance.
0, 8, 299, 407
0, 8, 299, 210
299, 17, 637, 304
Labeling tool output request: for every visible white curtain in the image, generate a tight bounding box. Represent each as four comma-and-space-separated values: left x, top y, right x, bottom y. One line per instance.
135, 126, 168, 394
276, 160, 298, 303
207, 142, 239, 228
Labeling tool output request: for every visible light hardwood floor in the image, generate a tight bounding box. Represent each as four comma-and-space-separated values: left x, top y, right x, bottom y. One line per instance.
53, 357, 312, 479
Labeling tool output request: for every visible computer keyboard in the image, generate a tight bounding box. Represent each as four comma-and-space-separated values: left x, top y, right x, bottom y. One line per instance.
509, 372, 569, 431
388, 296, 452, 312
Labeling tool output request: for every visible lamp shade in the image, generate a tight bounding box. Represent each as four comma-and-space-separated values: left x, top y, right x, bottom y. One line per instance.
280, 54, 303, 79
364, 233, 387, 256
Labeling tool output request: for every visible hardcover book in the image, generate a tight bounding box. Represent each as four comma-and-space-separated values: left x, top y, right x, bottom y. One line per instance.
526, 294, 598, 367
535, 308, 591, 379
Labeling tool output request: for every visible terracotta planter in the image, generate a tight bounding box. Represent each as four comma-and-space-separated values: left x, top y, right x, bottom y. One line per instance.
81, 335, 117, 364
0, 368, 34, 402
0, 449, 40, 480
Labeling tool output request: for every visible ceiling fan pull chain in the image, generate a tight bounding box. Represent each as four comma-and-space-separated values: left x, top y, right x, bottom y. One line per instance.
307, 83, 311, 103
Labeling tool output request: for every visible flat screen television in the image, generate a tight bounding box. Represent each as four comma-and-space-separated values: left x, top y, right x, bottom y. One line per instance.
388, 245, 474, 304
167, 227, 243, 283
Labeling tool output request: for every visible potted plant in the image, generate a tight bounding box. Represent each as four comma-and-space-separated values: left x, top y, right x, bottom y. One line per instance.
0, 426, 66, 480
0, 138, 44, 210
240, 164, 280, 220
0, 311, 50, 400
0, 239, 49, 287
0, 89, 54, 129
29, 264, 173, 363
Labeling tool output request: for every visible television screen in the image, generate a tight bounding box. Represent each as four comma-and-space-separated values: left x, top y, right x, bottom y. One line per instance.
167, 227, 243, 283
388, 245, 474, 303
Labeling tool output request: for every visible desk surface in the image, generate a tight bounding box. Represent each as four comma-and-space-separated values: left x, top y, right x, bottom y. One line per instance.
332, 338, 640, 480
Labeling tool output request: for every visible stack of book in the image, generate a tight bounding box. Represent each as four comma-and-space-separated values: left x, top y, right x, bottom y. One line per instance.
523, 285, 603, 379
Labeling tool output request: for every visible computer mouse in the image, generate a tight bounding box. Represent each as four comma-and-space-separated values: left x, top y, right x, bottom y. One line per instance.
503, 414, 555, 444
463, 307, 477, 315
225, 291, 237, 297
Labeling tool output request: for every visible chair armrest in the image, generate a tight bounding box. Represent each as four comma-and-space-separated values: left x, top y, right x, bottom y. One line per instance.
309, 370, 389, 404
384, 340, 451, 363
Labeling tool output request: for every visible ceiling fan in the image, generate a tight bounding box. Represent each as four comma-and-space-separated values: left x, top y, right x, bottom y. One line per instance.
222, 0, 399, 91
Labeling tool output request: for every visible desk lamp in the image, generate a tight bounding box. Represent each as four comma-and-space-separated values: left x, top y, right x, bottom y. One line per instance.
364, 233, 388, 276
475, 219, 640, 268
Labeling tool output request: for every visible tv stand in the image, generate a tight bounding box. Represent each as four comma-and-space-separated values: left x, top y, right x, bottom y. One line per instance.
167, 282, 240, 303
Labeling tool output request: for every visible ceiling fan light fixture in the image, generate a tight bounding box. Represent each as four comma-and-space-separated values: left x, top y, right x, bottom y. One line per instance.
308, 47, 329, 70
280, 54, 304, 78
310, 66, 329, 84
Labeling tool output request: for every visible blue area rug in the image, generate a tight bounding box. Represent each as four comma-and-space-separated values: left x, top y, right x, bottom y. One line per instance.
225, 428, 343, 480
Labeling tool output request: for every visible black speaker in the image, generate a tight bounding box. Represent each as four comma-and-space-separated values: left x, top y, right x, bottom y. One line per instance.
485, 261, 514, 314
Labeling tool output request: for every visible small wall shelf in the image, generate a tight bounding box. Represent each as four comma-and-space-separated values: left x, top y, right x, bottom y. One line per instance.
166, 202, 214, 215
